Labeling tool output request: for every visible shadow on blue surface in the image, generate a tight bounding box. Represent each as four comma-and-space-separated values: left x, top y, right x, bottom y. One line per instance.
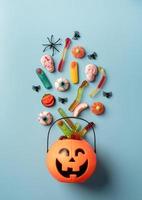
76, 156, 111, 191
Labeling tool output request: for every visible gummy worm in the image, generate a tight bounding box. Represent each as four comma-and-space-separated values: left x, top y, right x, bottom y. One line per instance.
89, 67, 106, 98
68, 80, 88, 112
79, 122, 95, 137
58, 38, 71, 72
58, 108, 76, 130
73, 103, 88, 117
57, 120, 72, 138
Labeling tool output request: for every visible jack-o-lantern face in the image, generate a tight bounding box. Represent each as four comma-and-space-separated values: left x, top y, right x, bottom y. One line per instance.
45, 139, 96, 183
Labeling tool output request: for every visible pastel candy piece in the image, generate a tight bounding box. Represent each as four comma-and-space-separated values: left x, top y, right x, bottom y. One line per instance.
40, 55, 55, 73
86, 73, 96, 82
55, 77, 70, 92
85, 64, 98, 82
36, 68, 52, 89
73, 102, 88, 117
70, 61, 79, 84
38, 111, 53, 126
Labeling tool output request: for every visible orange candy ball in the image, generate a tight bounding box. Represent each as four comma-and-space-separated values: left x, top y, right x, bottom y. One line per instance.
41, 94, 55, 107
72, 46, 86, 58
91, 102, 105, 115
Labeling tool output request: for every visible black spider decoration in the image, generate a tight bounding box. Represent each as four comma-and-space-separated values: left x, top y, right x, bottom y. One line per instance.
42, 35, 62, 56
103, 91, 112, 98
72, 31, 80, 40
58, 97, 68, 104
32, 85, 41, 92
88, 51, 98, 60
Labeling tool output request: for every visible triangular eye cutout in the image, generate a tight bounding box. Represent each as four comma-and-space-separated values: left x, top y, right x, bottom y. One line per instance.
69, 157, 75, 162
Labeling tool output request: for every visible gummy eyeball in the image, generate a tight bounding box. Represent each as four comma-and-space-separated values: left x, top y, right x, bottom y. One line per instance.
40, 55, 55, 73
55, 77, 70, 92
38, 111, 53, 126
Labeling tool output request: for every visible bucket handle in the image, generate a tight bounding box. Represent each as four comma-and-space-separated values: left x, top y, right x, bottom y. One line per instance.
47, 116, 96, 153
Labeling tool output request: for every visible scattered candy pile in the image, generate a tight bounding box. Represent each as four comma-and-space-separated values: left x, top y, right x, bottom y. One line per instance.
33, 31, 112, 138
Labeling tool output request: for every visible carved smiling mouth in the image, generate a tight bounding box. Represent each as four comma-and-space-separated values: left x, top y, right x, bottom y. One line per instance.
56, 159, 88, 178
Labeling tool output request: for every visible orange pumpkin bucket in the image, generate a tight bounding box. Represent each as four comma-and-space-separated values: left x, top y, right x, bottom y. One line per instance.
45, 117, 97, 183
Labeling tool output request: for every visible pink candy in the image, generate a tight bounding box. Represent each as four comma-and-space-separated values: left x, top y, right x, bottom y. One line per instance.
85, 64, 98, 82
38, 111, 53, 126
40, 55, 55, 73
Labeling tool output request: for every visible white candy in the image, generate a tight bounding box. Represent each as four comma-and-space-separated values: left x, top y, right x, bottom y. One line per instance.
55, 77, 70, 92
38, 111, 53, 126
73, 103, 89, 117
85, 64, 98, 82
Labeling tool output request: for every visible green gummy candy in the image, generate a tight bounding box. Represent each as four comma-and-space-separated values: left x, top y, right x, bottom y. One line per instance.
36, 68, 52, 89
57, 120, 72, 137
75, 123, 81, 131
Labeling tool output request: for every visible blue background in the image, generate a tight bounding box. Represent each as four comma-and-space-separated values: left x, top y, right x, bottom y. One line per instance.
0, 0, 142, 199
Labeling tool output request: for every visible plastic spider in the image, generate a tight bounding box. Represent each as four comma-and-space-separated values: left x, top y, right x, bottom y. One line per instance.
42, 35, 62, 56
32, 85, 41, 92
103, 91, 112, 98
72, 31, 80, 40
88, 51, 98, 60
58, 97, 68, 104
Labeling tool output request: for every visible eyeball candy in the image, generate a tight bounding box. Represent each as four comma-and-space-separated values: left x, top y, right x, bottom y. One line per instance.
40, 55, 55, 73
38, 111, 53, 126
55, 77, 70, 92
85, 64, 98, 82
